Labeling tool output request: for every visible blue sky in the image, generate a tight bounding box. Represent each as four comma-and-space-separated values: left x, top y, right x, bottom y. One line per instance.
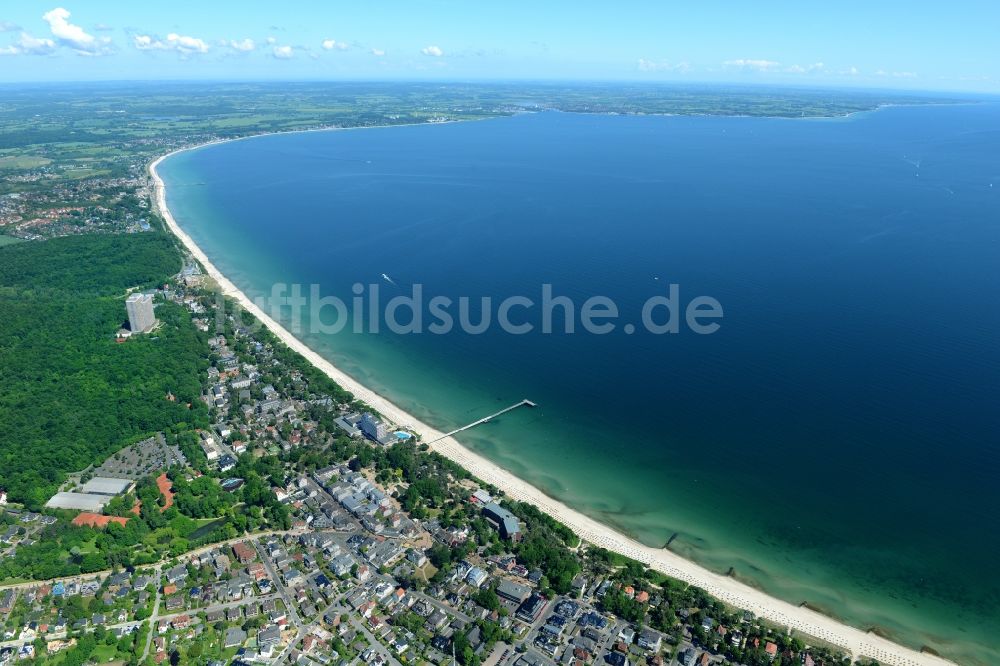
0, 1, 997, 93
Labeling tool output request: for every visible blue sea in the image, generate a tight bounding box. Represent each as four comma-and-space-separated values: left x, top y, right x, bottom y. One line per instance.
160, 103, 1000, 664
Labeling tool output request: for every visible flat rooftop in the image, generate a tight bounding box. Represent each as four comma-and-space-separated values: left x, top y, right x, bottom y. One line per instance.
44, 492, 108, 512
80, 477, 134, 496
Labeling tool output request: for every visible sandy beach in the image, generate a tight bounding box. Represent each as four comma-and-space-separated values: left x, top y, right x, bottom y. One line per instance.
150, 140, 955, 666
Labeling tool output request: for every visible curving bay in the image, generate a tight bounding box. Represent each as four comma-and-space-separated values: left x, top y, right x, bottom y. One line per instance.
157, 105, 1000, 665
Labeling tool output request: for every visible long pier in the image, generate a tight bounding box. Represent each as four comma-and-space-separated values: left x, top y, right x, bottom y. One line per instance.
426, 399, 536, 444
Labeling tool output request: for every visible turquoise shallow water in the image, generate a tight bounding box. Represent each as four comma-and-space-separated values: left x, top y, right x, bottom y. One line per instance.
160, 105, 1000, 664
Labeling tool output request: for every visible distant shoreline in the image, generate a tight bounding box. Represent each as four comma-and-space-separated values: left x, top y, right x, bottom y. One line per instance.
149, 121, 956, 666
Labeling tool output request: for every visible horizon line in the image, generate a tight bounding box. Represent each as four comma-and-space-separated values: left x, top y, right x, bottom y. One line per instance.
0, 77, 996, 98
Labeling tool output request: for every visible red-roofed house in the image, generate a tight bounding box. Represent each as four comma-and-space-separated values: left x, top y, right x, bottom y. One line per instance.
232, 541, 256, 564
359, 600, 377, 618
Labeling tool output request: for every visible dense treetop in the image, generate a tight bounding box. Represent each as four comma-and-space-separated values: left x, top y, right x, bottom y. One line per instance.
0, 233, 208, 507
0, 232, 180, 295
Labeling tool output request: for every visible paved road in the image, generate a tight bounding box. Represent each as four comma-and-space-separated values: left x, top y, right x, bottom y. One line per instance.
253, 539, 304, 628
275, 595, 341, 665
139, 564, 163, 662
254, 538, 308, 664
157, 592, 280, 624
416, 588, 475, 624
363, 559, 475, 626
349, 615, 404, 666
0, 620, 146, 650
0, 528, 303, 592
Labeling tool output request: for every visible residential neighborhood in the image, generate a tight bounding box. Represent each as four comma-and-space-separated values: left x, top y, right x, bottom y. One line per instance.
0, 248, 862, 666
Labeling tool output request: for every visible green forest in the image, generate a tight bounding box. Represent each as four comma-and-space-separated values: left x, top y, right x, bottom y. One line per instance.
0, 233, 210, 507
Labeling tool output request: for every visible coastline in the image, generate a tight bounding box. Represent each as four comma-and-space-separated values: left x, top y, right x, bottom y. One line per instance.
149, 133, 955, 666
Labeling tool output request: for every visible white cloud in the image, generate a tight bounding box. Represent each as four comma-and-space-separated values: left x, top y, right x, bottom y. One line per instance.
134, 32, 209, 55
371, 47, 385, 56
266, 36, 276, 45
841, 66, 861, 76
0, 31, 56, 56
785, 62, 824, 74
228, 38, 255, 52
0, 21, 19, 33
421, 45, 443, 57
321, 39, 348, 51
723, 58, 781, 71
168, 33, 208, 54
272, 45, 293, 59
875, 69, 917, 78
23, 32, 56, 54
637, 58, 690, 73
42, 7, 111, 55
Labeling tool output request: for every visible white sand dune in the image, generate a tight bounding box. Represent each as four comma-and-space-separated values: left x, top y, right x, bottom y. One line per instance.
151, 142, 955, 666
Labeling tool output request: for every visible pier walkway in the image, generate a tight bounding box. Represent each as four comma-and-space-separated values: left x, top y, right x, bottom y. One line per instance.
425, 399, 536, 444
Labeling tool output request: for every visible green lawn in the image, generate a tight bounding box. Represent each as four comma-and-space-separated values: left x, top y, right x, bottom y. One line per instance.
0, 155, 51, 169
89, 643, 119, 662
75, 537, 99, 554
